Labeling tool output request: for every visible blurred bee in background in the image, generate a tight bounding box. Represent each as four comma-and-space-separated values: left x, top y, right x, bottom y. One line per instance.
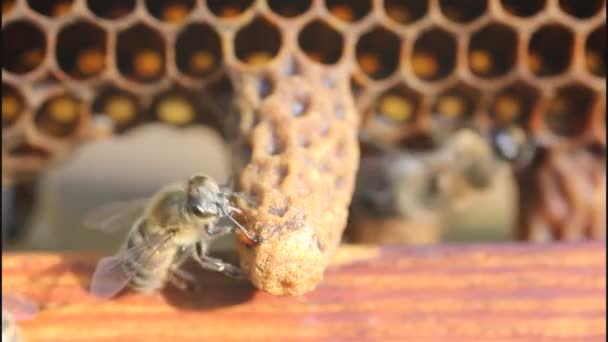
86, 173, 261, 299
2, 294, 39, 342
353, 128, 498, 221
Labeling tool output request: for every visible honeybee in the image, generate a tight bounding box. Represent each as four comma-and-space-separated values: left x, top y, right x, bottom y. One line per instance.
353, 129, 497, 219
2, 294, 39, 342
86, 173, 261, 299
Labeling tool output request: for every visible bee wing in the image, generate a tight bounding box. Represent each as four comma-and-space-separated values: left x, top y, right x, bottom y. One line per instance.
2, 294, 38, 321
83, 198, 149, 233
90, 233, 173, 299
90, 254, 133, 299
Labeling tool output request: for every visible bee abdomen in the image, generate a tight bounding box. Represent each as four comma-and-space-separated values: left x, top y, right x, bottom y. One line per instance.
130, 267, 170, 294
124, 223, 174, 294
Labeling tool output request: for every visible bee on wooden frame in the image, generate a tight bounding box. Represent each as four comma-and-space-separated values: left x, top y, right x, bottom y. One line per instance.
85, 173, 261, 299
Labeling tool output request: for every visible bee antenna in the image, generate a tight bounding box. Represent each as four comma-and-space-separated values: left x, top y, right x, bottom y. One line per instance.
221, 207, 257, 242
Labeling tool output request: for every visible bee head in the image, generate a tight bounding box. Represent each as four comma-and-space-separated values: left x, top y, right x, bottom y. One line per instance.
186, 174, 227, 218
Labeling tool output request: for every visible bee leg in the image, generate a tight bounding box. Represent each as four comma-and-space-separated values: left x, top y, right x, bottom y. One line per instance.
168, 273, 190, 292
169, 267, 198, 292
196, 257, 244, 279
192, 246, 244, 279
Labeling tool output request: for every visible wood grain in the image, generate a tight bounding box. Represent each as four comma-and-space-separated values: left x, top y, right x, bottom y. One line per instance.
2, 242, 605, 341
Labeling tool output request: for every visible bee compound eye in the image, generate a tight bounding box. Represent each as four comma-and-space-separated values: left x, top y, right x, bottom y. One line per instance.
189, 203, 205, 217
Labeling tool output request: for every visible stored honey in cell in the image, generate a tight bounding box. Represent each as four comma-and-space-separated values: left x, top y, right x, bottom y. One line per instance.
494, 95, 521, 123
469, 50, 492, 75
386, 4, 411, 23
437, 95, 465, 118
329, 4, 354, 22
2, 0, 15, 14
379, 94, 413, 123
442, 8, 464, 22
528, 52, 542, 74
548, 96, 569, 115
586, 51, 604, 75
48, 97, 79, 123
52, 1, 72, 17
162, 3, 190, 22
546, 97, 577, 134
189, 51, 216, 74
134, 50, 163, 79
77, 48, 105, 76
157, 96, 195, 125
412, 52, 439, 79
306, 51, 323, 63
21, 49, 44, 69
219, 5, 241, 18
358, 53, 381, 75
245, 52, 273, 67
2, 96, 22, 124
104, 96, 136, 124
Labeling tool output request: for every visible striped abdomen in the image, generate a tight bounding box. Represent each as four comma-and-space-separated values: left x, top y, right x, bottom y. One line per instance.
123, 221, 178, 294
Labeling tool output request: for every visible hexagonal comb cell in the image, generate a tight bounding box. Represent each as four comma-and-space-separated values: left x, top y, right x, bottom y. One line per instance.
86, 0, 136, 19
34, 94, 82, 138
27, 0, 73, 17
432, 83, 479, 128
383, 0, 428, 25
558, 0, 605, 18
412, 27, 456, 81
56, 21, 107, 80
298, 20, 344, 65
356, 26, 401, 80
116, 23, 166, 83
206, 0, 253, 18
586, 25, 606, 77
151, 88, 198, 127
489, 81, 540, 128
145, 0, 195, 23
176, 24, 222, 78
2, 21, 46, 75
500, 0, 546, 17
2, 83, 25, 129
267, 0, 312, 18
528, 24, 574, 77
326, 0, 371, 23
374, 84, 420, 126
92, 86, 143, 133
469, 23, 517, 78
234, 17, 282, 67
545, 84, 596, 139
439, 0, 487, 23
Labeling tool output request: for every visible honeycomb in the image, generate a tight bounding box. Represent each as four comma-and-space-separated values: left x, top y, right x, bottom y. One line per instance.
2, 0, 606, 292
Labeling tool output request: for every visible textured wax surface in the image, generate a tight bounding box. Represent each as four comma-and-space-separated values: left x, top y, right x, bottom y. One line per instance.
229, 55, 359, 295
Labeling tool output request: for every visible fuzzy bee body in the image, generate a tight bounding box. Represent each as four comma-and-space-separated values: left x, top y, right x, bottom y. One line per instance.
87, 174, 260, 299
122, 188, 200, 294
354, 129, 499, 219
